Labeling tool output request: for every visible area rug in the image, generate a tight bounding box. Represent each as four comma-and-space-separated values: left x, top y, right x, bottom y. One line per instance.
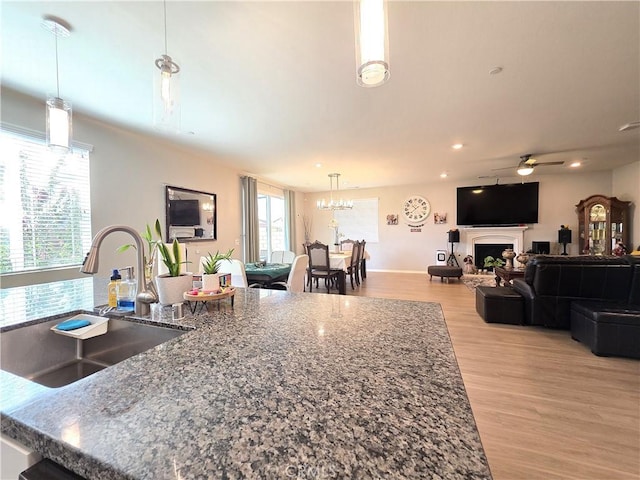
462, 274, 496, 291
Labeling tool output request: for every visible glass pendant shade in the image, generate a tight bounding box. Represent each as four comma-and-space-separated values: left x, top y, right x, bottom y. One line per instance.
354, 0, 390, 87
42, 16, 72, 152
46, 96, 72, 152
153, 54, 181, 131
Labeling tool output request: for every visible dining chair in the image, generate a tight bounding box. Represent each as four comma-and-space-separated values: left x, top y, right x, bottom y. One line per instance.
306, 241, 340, 293
271, 250, 296, 264
272, 254, 309, 293
340, 238, 355, 252
217, 259, 260, 288
359, 239, 367, 280
346, 241, 361, 289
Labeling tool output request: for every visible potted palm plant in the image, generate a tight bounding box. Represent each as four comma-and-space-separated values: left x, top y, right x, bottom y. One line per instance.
201, 248, 234, 292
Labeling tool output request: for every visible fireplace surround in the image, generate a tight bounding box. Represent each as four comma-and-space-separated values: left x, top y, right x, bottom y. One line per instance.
462, 227, 527, 269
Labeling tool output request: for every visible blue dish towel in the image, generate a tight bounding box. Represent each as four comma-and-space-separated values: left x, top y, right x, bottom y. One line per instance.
55, 319, 91, 331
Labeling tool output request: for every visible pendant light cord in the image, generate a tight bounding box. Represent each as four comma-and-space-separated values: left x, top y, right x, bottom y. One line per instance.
55, 27, 60, 97
163, 0, 168, 55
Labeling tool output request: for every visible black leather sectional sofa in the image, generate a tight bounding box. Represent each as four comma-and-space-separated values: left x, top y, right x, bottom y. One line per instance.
512, 255, 637, 328
511, 255, 640, 358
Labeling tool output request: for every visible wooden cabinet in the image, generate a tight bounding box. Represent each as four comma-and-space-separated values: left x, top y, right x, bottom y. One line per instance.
576, 195, 631, 255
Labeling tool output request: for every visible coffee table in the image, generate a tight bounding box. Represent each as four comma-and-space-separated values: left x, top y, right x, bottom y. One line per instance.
494, 266, 526, 286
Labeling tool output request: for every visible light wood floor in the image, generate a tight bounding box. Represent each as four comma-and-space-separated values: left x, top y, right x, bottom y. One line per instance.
347, 271, 640, 480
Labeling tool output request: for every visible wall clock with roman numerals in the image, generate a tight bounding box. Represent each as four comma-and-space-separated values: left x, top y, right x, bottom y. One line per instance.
402, 195, 431, 225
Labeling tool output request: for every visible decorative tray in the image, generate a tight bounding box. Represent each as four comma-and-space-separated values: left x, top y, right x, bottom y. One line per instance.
183, 287, 236, 302
50, 314, 109, 340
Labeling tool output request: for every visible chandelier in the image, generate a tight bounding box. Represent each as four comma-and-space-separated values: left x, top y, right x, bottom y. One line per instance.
317, 173, 353, 210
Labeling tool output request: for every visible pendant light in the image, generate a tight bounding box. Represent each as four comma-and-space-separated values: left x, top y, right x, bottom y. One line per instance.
42, 16, 72, 152
354, 0, 390, 87
153, 0, 181, 131
317, 173, 354, 210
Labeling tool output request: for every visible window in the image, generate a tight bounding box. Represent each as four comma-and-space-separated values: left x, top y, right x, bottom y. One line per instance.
257, 193, 285, 261
0, 126, 92, 278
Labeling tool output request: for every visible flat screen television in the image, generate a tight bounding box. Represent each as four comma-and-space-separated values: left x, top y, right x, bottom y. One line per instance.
168, 199, 201, 226
456, 182, 539, 226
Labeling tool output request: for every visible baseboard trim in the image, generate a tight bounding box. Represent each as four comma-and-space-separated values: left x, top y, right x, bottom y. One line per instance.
366, 269, 427, 274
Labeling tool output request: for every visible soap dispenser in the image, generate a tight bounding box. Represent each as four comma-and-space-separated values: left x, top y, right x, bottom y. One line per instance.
108, 269, 121, 308
116, 266, 137, 311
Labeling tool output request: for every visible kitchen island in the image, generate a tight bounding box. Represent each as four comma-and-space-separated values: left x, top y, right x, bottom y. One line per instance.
1, 281, 491, 479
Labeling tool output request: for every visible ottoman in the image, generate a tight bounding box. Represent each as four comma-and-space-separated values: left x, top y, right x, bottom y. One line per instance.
570, 301, 640, 358
427, 265, 463, 283
475, 286, 524, 325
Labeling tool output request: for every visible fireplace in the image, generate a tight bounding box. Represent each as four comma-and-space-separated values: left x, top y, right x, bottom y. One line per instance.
462, 226, 527, 269
475, 243, 513, 270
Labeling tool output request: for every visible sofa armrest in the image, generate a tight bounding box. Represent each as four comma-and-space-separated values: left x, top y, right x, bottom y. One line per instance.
512, 278, 533, 299
513, 278, 534, 325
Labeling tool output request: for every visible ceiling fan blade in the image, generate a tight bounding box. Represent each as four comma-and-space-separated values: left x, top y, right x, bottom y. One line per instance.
534, 161, 565, 166
490, 166, 516, 172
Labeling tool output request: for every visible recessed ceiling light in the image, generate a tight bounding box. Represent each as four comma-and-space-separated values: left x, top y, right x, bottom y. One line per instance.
315, 163, 322, 168
440, 172, 448, 178
451, 143, 463, 150
489, 66, 503, 75
619, 121, 640, 132
570, 161, 581, 168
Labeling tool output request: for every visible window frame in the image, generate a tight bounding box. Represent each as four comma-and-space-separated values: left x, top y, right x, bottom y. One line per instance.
0, 123, 93, 288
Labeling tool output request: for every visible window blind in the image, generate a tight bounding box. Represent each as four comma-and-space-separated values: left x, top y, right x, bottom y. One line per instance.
0, 126, 92, 275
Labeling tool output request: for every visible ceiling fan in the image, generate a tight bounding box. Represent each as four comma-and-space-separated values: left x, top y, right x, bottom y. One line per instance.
493, 154, 565, 176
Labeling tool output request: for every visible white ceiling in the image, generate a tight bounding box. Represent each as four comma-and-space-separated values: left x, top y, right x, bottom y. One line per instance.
2, 1, 639, 192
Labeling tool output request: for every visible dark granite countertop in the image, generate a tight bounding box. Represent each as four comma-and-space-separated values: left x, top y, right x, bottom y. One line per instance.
1, 282, 491, 479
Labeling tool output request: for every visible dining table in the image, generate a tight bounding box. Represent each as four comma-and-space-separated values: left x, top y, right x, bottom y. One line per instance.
244, 262, 291, 287
327, 252, 353, 295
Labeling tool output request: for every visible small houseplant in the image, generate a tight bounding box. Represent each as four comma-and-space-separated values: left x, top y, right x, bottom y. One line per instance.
136, 219, 192, 305
118, 219, 191, 305
201, 248, 234, 291
483, 255, 505, 272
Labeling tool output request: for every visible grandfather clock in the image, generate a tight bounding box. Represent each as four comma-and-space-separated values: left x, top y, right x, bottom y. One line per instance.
576, 195, 630, 255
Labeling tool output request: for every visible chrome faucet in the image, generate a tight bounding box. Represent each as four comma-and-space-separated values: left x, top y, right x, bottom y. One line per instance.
80, 224, 157, 316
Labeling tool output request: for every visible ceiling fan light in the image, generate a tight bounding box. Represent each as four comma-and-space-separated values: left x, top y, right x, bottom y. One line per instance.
517, 165, 534, 176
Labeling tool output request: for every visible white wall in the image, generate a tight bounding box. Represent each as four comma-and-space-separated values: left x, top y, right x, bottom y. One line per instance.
303, 171, 623, 272
1, 88, 244, 281
3, 88, 637, 283
613, 161, 640, 250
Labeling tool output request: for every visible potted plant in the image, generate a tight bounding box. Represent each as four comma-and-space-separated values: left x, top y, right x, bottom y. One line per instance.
483, 255, 505, 273
201, 248, 234, 291
131, 219, 192, 305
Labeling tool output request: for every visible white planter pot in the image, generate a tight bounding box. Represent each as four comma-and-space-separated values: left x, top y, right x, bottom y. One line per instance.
202, 273, 220, 292
155, 274, 193, 305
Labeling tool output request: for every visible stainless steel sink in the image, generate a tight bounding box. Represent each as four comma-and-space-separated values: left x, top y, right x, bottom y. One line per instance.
1, 315, 188, 388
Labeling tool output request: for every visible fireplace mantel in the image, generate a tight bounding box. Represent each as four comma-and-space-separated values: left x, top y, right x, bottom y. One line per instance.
461, 226, 528, 257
